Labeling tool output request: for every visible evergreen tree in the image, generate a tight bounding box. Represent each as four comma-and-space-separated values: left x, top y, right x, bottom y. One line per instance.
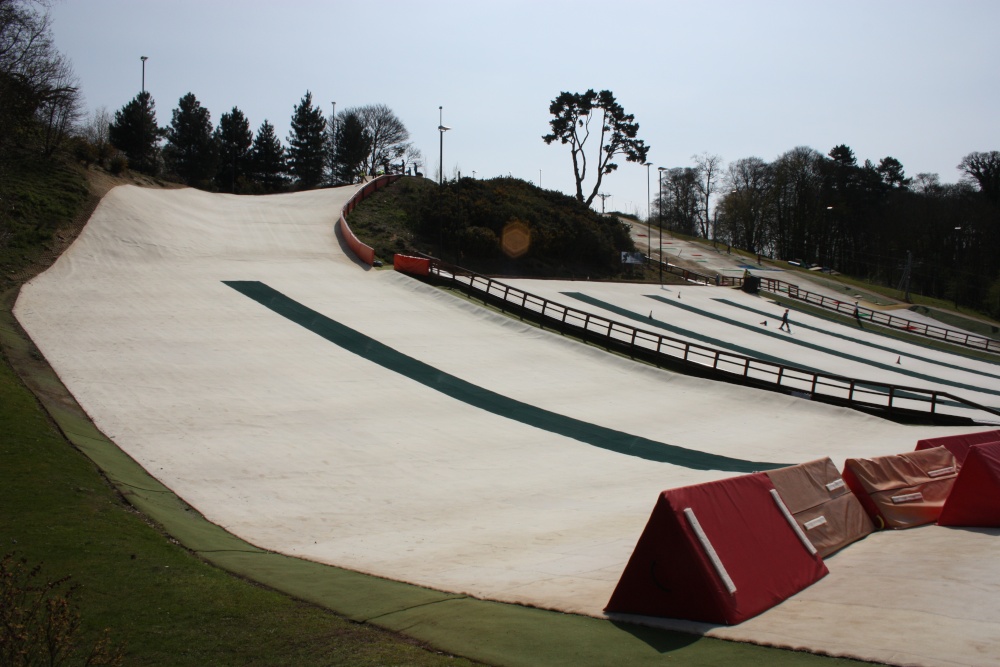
163, 92, 217, 187
214, 106, 252, 193
250, 119, 287, 193
108, 91, 160, 174
287, 91, 327, 189
331, 109, 371, 184
876, 156, 910, 189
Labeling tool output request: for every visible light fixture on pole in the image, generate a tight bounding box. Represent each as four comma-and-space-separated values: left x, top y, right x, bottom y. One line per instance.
644, 162, 653, 262
658, 166, 667, 283
438, 106, 451, 185
140, 55, 147, 93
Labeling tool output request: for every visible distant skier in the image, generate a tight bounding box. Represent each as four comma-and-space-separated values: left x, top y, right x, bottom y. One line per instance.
779, 309, 791, 333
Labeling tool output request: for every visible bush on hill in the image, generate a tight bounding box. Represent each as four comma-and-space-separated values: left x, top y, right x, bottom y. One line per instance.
351, 176, 636, 279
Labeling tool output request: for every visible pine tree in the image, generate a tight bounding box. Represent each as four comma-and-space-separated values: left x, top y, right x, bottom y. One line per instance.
214, 106, 253, 193
163, 92, 217, 187
331, 110, 371, 184
287, 91, 327, 189
250, 120, 287, 193
108, 91, 160, 174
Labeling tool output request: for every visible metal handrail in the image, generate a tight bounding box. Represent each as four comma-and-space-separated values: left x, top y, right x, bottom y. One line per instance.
653, 252, 998, 353
425, 262, 1000, 425
756, 276, 1000, 354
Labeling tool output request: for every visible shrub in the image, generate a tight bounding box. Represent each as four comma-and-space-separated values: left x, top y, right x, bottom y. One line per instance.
0, 553, 124, 666
108, 153, 127, 175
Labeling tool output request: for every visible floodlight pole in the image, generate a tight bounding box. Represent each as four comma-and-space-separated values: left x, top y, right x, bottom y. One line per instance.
658, 166, 667, 284
644, 162, 652, 261
140, 56, 148, 174
437, 106, 451, 185
598, 193, 610, 215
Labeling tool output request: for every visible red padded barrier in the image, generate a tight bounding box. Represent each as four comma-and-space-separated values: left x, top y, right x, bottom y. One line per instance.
938, 441, 1000, 527
915, 429, 1000, 466
393, 254, 431, 276
605, 473, 828, 625
338, 214, 375, 265
766, 458, 874, 558
337, 175, 403, 266
842, 447, 958, 529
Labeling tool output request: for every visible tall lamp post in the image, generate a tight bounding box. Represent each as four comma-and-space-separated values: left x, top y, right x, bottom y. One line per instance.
644, 162, 652, 261
140, 56, 148, 173
658, 166, 667, 283
438, 106, 451, 185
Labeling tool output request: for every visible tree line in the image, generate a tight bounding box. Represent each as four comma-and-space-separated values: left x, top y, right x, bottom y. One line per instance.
0, 0, 82, 158
0, 0, 420, 195
654, 146, 1000, 315
542, 89, 1000, 317
99, 90, 420, 193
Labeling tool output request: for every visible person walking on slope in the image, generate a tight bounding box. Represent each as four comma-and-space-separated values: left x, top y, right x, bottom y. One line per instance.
779, 308, 792, 333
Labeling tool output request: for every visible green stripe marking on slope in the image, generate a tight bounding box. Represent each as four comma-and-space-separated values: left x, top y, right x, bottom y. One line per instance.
646, 294, 1000, 399
562, 292, 824, 373
716, 297, 1000, 382
223, 281, 784, 472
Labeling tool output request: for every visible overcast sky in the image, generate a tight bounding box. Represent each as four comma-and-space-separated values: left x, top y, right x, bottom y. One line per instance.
51, 0, 999, 217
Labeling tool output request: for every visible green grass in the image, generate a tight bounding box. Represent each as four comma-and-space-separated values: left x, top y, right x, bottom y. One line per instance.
0, 313, 479, 666
0, 149, 89, 291
344, 176, 435, 263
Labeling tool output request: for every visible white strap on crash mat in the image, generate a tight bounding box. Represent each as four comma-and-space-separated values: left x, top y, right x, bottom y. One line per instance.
770, 489, 819, 556
683, 507, 737, 595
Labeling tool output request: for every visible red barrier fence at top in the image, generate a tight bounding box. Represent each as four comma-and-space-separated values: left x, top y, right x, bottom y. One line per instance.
337, 175, 403, 265
394, 254, 431, 276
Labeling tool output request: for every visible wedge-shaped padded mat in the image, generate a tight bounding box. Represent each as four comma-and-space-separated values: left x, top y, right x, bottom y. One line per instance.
605, 472, 828, 625
915, 429, 1000, 466
843, 447, 958, 529
766, 458, 875, 557
938, 441, 1000, 527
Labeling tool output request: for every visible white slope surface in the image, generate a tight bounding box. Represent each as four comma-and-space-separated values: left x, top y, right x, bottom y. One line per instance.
14, 185, 1000, 667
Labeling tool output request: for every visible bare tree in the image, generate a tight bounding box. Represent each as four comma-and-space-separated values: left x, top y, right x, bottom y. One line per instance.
719, 156, 774, 254
0, 0, 81, 152
656, 167, 701, 236
36, 52, 80, 155
693, 152, 723, 240
912, 172, 941, 194
357, 104, 409, 177
958, 150, 1000, 204
398, 143, 422, 176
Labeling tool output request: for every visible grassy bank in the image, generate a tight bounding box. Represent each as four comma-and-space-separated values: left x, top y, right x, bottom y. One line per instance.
0, 152, 479, 665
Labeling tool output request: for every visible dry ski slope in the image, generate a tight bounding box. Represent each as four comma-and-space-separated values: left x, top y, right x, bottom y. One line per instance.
14, 185, 1000, 666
